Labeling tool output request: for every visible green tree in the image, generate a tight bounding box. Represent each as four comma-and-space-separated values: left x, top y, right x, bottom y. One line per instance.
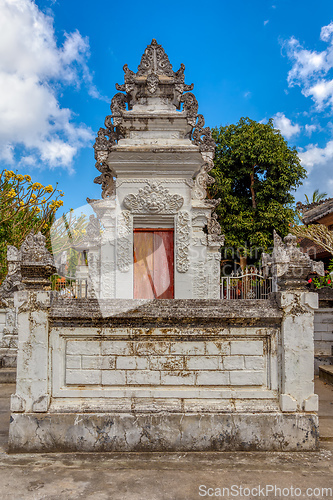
209, 117, 306, 261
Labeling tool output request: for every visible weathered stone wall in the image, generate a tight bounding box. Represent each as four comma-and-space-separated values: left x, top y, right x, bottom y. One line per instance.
8, 293, 320, 451
0, 299, 17, 368
314, 307, 333, 373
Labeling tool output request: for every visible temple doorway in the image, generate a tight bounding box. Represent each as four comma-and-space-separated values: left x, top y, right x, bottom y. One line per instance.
133, 228, 174, 299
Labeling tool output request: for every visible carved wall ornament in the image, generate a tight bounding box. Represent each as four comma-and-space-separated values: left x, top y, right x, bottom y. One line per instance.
117, 211, 132, 272
0, 245, 24, 299
193, 261, 208, 298
110, 93, 127, 126
176, 211, 191, 273
192, 114, 216, 153
174, 64, 194, 93
86, 215, 101, 241
147, 73, 159, 94
207, 212, 220, 235
123, 182, 184, 214
192, 160, 215, 200
116, 64, 137, 97
94, 162, 115, 199
180, 92, 198, 127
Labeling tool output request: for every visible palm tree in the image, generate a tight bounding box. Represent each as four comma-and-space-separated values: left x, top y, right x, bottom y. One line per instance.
304, 189, 328, 205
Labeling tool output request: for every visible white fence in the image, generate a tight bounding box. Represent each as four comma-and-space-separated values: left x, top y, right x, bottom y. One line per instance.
221, 269, 273, 300
50, 275, 88, 298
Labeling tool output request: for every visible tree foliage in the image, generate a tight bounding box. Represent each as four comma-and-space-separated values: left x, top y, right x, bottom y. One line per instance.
304, 189, 328, 205
209, 117, 306, 256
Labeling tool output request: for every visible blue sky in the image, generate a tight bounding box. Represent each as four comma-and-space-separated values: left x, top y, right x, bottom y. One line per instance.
1, 0, 333, 214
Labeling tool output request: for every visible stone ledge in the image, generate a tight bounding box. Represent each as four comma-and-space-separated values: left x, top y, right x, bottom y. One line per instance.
319, 365, 333, 385
8, 412, 318, 452
50, 298, 282, 328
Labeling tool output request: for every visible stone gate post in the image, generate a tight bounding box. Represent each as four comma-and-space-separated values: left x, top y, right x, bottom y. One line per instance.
262, 231, 324, 413
9, 232, 55, 413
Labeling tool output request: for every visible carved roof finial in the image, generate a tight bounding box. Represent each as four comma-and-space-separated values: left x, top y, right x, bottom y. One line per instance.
137, 39, 174, 77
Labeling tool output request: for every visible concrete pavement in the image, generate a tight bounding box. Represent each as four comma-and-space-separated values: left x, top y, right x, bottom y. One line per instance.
0, 379, 332, 499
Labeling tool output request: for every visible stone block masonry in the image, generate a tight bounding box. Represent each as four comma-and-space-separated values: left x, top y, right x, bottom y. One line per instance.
8, 294, 319, 451
62, 336, 267, 388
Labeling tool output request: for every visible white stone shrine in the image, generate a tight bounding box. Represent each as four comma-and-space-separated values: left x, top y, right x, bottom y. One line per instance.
85, 39, 224, 300
6, 41, 322, 453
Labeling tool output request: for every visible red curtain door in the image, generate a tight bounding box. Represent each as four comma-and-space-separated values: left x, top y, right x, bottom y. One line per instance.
133, 229, 174, 299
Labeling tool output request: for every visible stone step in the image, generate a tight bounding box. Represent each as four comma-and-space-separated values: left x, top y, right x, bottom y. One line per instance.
0, 368, 16, 383
315, 355, 333, 374
319, 365, 333, 385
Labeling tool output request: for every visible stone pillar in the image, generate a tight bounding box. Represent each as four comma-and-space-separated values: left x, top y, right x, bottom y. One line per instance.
277, 290, 319, 412
11, 290, 51, 412
262, 231, 324, 413
9, 232, 55, 413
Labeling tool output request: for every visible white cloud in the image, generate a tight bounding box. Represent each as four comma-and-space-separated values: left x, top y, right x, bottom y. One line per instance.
321, 21, 333, 42
273, 112, 301, 139
298, 140, 333, 172
305, 78, 333, 109
0, 0, 96, 170
264, 20, 269, 26
284, 22, 333, 110
305, 124, 317, 136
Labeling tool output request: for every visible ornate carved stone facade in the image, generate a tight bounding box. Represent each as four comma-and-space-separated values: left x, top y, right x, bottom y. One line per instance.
84, 40, 224, 299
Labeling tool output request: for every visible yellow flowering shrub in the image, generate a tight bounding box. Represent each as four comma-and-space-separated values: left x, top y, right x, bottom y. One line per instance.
0, 168, 65, 281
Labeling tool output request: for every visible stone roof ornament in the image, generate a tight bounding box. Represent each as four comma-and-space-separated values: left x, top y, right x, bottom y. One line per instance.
137, 39, 174, 76
261, 230, 324, 290
92, 40, 217, 199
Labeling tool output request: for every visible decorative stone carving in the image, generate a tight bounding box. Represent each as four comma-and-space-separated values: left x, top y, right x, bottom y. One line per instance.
137, 39, 174, 77
262, 231, 325, 290
207, 212, 225, 247
20, 232, 56, 289
123, 182, 184, 214
94, 162, 115, 199
117, 211, 132, 272
111, 92, 127, 119
176, 211, 191, 273
192, 152, 215, 200
115, 64, 137, 97
100, 261, 115, 298
193, 261, 208, 298
0, 246, 24, 299
86, 215, 101, 241
174, 63, 194, 95
207, 252, 222, 298
146, 73, 159, 94
192, 114, 216, 153
180, 92, 198, 127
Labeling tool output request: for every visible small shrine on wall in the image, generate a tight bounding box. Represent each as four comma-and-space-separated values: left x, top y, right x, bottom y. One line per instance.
86, 39, 224, 299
